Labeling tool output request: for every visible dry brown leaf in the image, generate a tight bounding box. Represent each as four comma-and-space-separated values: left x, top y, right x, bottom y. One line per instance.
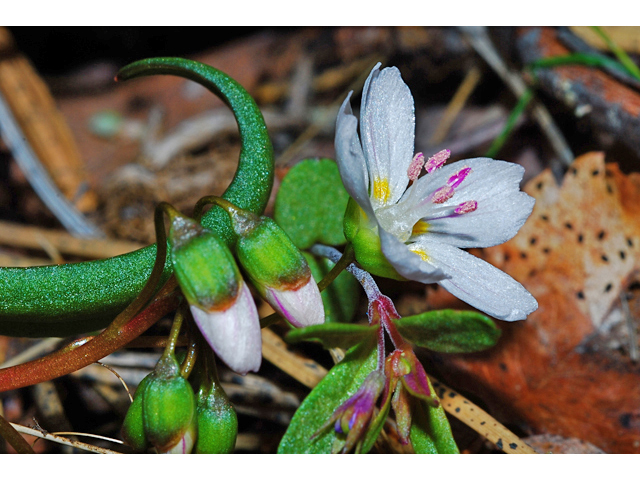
427, 152, 640, 453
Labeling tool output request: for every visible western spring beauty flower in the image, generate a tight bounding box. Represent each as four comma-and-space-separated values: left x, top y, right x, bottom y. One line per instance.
335, 63, 538, 321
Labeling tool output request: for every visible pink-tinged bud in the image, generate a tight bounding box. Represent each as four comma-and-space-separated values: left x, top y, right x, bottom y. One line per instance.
425, 149, 450, 173
316, 370, 385, 453
396, 349, 438, 407
264, 276, 324, 328
232, 214, 325, 328
455, 200, 477, 214
407, 152, 425, 181
430, 185, 455, 204
190, 281, 262, 375
447, 166, 471, 188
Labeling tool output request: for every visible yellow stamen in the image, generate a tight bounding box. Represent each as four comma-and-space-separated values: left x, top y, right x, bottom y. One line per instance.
408, 246, 429, 262
411, 220, 429, 236
373, 178, 390, 203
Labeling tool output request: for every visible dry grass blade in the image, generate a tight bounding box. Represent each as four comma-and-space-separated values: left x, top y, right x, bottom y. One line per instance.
10, 422, 121, 454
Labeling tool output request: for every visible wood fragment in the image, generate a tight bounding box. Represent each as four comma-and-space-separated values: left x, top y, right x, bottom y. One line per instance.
0, 220, 144, 259
0, 27, 97, 212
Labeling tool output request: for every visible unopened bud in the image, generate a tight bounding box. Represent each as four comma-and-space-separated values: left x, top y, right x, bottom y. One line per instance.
195, 382, 238, 454
142, 355, 197, 453
232, 213, 324, 328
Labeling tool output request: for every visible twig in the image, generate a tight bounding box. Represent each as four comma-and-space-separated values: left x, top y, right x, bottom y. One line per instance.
0, 338, 62, 369
459, 26, 574, 167
9, 422, 121, 454
429, 66, 482, 145
0, 220, 144, 259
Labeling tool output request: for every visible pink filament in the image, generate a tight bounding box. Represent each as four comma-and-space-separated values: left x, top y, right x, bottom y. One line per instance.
447, 167, 471, 188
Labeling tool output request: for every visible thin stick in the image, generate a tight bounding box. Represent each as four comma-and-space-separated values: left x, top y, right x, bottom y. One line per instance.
0, 220, 144, 259
9, 422, 121, 454
0, 414, 34, 453
429, 66, 482, 145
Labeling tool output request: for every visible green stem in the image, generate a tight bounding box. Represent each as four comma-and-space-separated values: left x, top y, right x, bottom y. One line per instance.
485, 88, 533, 158
317, 244, 355, 293
0, 58, 274, 338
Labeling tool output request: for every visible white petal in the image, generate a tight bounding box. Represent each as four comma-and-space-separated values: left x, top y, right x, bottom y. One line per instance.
190, 281, 262, 375
264, 277, 325, 328
409, 158, 535, 248
360, 65, 415, 208
413, 237, 538, 321
378, 226, 449, 283
335, 92, 374, 217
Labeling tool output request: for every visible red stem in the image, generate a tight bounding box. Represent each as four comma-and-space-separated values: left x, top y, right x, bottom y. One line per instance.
0, 283, 180, 393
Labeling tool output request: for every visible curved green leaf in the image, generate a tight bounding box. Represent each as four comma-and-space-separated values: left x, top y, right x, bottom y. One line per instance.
277, 336, 377, 453
274, 158, 349, 249
394, 310, 500, 354
285, 323, 379, 350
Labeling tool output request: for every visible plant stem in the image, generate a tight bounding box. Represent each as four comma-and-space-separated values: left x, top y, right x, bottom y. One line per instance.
313, 244, 355, 292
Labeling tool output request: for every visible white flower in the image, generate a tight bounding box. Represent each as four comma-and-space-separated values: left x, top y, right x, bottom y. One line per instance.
335, 63, 538, 321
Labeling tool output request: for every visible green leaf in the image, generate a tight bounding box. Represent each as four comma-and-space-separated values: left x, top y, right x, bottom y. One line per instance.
277, 336, 378, 453
394, 309, 500, 353
274, 158, 349, 249
304, 253, 359, 324
410, 383, 459, 454
286, 323, 379, 350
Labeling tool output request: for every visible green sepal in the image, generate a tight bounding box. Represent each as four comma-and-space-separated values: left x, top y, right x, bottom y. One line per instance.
121, 374, 154, 451
393, 310, 500, 353
277, 336, 378, 453
409, 376, 459, 454
304, 253, 359, 324
170, 217, 241, 312
235, 216, 310, 290
285, 323, 379, 350
344, 199, 405, 281
274, 158, 350, 249
195, 383, 238, 454
142, 355, 197, 451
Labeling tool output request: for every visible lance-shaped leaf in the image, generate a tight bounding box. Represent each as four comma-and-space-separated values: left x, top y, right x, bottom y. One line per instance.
277, 336, 377, 453
286, 322, 379, 350
274, 158, 350, 249
409, 375, 459, 454
393, 309, 500, 353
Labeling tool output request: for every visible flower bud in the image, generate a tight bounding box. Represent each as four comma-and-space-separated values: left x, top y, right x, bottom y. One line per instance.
195, 382, 238, 454
232, 212, 324, 328
142, 355, 197, 453
169, 215, 262, 375
121, 373, 154, 452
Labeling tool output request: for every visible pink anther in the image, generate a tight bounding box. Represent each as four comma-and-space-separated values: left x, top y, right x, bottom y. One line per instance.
431, 185, 455, 204
447, 167, 471, 189
407, 152, 425, 181
454, 200, 477, 214
425, 149, 450, 173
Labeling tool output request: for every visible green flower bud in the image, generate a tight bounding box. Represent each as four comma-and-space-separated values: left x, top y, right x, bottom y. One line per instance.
142, 355, 196, 453
232, 211, 324, 328
170, 216, 241, 311
195, 382, 238, 454
121, 373, 154, 452
343, 198, 405, 281
169, 214, 262, 374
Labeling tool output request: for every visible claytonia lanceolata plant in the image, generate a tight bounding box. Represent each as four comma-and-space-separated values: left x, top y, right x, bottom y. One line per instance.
336, 63, 538, 321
